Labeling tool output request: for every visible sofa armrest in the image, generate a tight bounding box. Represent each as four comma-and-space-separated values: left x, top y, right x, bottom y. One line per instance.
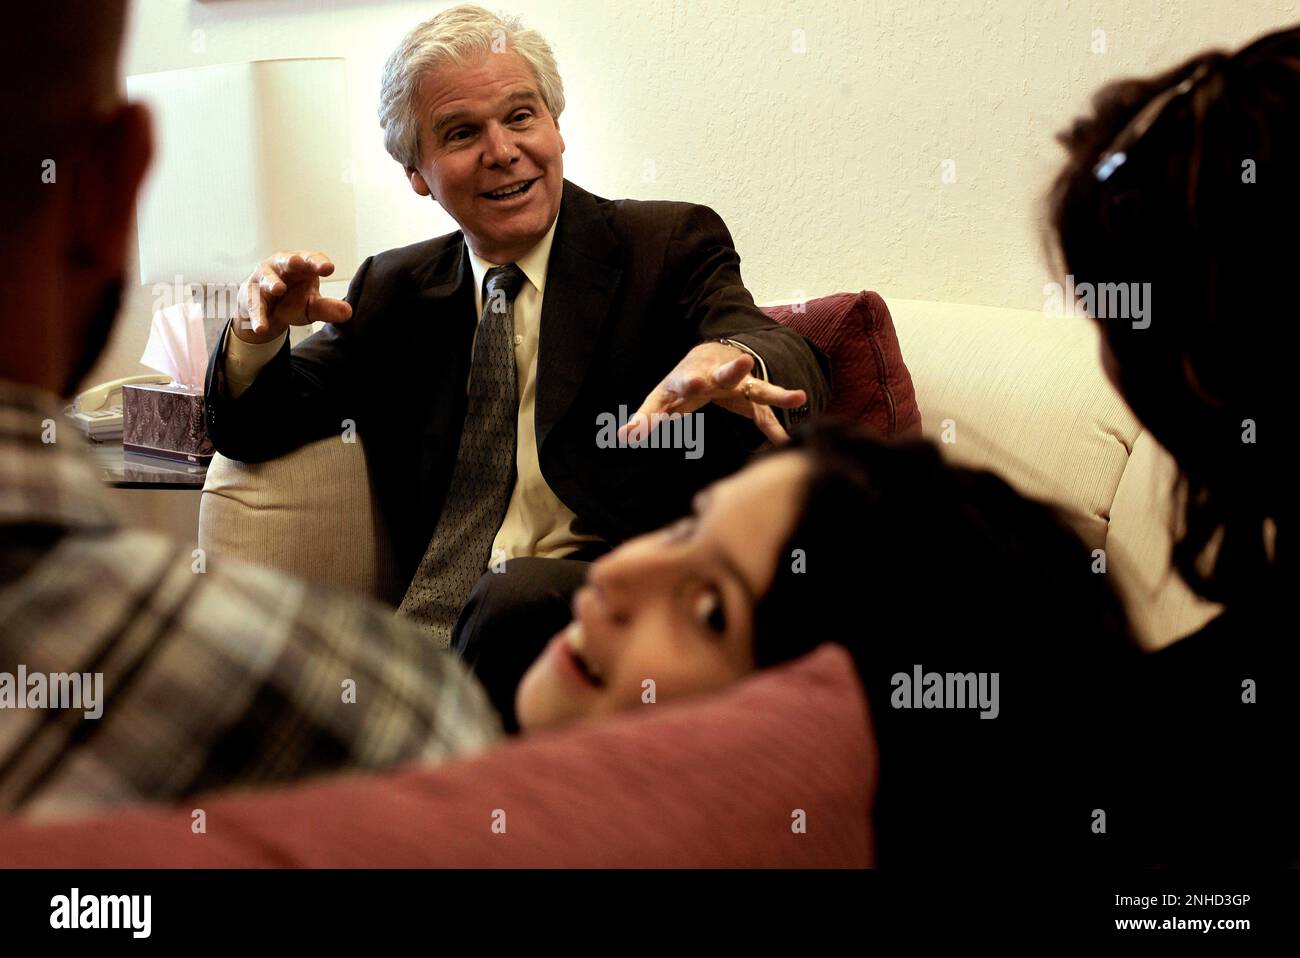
198, 437, 400, 604
1106, 430, 1221, 650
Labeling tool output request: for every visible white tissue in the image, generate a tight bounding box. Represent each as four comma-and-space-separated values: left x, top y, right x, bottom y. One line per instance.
140, 301, 208, 389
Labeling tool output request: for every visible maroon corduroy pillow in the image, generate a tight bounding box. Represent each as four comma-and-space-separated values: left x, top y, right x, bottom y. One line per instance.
762, 291, 921, 439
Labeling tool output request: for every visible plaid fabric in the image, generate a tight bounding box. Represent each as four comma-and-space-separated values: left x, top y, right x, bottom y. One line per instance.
0, 380, 503, 821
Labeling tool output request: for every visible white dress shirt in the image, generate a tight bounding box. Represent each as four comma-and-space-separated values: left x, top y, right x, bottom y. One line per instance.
464, 216, 604, 560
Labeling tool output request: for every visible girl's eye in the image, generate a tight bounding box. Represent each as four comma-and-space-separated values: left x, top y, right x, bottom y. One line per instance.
694, 589, 727, 635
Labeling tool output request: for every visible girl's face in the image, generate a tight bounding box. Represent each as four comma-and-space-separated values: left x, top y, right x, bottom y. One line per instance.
515, 451, 811, 732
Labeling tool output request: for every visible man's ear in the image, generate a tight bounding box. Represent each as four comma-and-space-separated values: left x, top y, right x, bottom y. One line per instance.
407, 166, 433, 198
67, 102, 152, 275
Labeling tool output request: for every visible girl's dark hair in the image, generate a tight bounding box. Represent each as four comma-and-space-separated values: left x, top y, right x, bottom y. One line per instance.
751, 419, 1137, 864
1047, 25, 1299, 607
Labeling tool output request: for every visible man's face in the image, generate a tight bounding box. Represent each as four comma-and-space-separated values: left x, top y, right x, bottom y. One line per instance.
407, 50, 565, 264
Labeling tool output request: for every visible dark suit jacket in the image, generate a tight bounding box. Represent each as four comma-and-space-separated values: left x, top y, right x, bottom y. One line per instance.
205, 179, 830, 597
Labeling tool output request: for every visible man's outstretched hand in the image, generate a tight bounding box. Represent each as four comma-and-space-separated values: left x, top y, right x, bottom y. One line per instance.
617, 342, 807, 446
231, 250, 354, 345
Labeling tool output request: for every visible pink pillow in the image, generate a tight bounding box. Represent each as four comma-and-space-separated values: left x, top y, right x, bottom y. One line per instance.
0, 644, 875, 867
763, 291, 922, 439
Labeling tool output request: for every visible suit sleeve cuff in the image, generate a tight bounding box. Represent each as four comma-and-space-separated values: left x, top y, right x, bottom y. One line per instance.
717, 336, 811, 432
717, 337, 769, 382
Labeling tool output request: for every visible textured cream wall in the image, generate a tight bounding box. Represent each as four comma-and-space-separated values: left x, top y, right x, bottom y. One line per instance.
91, 0, 1300, 383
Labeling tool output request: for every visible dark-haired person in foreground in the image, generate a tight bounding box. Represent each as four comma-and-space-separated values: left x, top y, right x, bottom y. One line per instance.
1049, 23, 1299, 863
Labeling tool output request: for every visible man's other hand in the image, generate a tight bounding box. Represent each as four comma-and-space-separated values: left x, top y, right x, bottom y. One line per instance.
618, 342, 808, 446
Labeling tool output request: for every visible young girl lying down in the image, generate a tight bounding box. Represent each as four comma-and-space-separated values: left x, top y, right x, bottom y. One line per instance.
511, 419, 1137, 863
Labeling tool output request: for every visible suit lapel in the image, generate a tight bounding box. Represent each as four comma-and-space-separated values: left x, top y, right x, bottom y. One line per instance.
410, 236, 472, 315
535, 180, 623, 451
407, 233, 475, 425
404, 233, 476, 548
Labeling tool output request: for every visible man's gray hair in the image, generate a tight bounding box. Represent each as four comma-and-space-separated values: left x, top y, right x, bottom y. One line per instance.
379, 4, 565, 171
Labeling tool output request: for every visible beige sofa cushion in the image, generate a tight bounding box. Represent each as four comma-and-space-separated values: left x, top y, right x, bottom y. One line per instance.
889, 298, 1140, 552
888, 297, 1216, 648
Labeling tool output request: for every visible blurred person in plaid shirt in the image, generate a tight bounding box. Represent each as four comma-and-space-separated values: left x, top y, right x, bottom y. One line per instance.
0, 1, 503, 821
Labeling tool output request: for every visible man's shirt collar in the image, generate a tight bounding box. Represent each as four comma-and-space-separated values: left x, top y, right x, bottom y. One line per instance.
466, 212, 559, 309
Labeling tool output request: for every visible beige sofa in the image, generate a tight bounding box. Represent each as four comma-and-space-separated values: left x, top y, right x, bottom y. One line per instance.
199, 296, 1220, 651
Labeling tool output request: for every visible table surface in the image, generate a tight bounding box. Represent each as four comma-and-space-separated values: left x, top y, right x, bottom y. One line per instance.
85, 438, 209, 489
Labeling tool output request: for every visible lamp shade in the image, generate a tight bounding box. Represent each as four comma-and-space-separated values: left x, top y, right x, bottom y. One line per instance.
127, 58, 358, 287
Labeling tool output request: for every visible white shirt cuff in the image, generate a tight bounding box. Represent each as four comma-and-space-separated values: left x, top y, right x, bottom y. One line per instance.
223, 324, 287, 399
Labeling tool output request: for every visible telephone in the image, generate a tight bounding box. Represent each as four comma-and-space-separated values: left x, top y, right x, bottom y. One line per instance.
65, 374, 172, 440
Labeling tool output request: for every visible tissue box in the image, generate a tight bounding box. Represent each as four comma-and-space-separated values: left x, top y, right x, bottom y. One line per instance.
122, 383, 215, 465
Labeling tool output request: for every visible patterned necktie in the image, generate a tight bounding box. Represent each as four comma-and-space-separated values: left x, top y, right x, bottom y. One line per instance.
397, 263, 526, 647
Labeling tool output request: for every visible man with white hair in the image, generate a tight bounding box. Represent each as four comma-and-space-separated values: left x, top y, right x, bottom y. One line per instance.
205, 5, 830, 727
